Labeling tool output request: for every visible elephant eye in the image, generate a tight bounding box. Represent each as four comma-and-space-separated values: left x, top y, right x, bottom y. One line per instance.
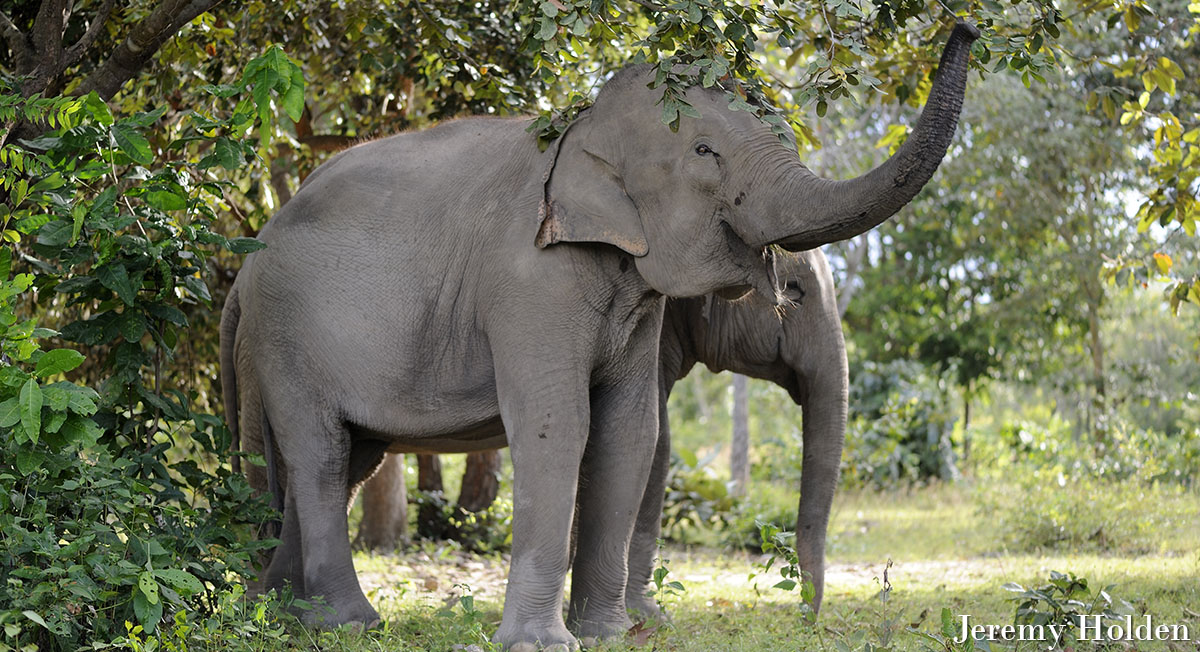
695, 144, 716, 156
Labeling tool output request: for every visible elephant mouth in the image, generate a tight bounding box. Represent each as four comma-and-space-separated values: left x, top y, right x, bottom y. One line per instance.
720, 220, 782, 303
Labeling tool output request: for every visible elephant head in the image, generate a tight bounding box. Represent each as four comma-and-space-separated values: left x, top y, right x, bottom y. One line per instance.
538, 22, 978, 301
663, 249, 847, 614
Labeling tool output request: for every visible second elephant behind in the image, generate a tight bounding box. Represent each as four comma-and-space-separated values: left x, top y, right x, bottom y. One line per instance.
359, 248, 847, 616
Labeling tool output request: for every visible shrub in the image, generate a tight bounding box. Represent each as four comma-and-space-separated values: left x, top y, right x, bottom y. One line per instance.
842, 360, 959, 488
0, 47, 303, 649
661, 446, 737, 542
973, 468, 1197, 554
1002, 570, 1135, 649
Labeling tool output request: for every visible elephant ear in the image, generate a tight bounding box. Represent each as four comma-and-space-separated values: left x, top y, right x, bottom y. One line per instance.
536, 113, 648, 257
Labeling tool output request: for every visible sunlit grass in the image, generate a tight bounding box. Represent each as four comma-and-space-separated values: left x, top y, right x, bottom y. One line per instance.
247, 483, 1199, 651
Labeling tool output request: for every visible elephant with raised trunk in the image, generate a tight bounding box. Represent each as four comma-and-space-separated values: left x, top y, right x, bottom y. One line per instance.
222, 22, 976, 650
359, 249, 847, 616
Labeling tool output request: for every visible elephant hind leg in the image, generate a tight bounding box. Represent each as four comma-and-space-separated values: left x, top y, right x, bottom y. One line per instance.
569, 376, 660, 644
267, 403, 379, 629
260, 489, 305, 598
623, 392, 672, 623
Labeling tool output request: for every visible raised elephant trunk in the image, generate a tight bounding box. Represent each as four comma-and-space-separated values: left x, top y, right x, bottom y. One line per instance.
752, 22, 979, 251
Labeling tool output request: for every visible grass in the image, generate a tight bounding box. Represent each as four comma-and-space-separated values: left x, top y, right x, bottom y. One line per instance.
198, 482, 1199, 651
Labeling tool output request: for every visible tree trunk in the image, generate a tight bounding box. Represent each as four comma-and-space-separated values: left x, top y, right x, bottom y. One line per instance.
1086, 295, 1107, 442
837, 233, 869, 317
456, 450, 501, 513
962, 389, 971, 463
691, 372, 711, 421
730, 373, 750, 497
354, 453, 408, 551
416, 453, 447, 539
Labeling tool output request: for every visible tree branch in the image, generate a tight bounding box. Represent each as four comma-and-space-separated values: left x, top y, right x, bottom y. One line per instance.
62, 0, 120, 70
32, 0, 68, 66
74, 0, 224, 100
299, 134, 356, 152
0, 10, 29, 69
628, 0, 667, 12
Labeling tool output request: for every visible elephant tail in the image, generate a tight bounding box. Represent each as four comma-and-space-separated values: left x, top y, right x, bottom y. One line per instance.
219, 284, 242, 474
261, 409, 283, 537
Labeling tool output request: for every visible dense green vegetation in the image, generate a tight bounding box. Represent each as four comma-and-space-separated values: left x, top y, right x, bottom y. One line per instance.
2, 0, 1197, 650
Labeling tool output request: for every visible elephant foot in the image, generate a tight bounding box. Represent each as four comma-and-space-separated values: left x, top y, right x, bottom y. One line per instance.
493, 622, 579, 652
299, 597, 381, 632
624, 592, 665, 625
571, 615, 634, 647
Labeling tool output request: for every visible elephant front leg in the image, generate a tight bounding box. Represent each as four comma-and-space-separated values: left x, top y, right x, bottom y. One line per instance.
568, 373, 660, 644
623, 388, 672, 622
492, 363, 590, 652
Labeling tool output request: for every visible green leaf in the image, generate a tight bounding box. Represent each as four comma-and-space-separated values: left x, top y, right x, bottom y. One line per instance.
21, 611, 47, 628
0, 397, 19, 427
537, 15, 557, 40
44, 410, 67, 433
97, 263, 136, 305
203, 137, 243, 171
138, 571, 160, 605
940, 607, 955, 638
60, 414, 102, 447
132, 590, 163, 633
118, 311, 146, 342
15, 449, 44, 476
82, 92, 113, 126
35, 220, 73, 248
112, 124, 154, 166
801, 579, 816, 602
0, 246, 10, 280
35, 349, 85, 377
19, 378, 42, 442
282, 65, 305, 123
145, 303, 189, 327
154, 569, 204, 596
661, 99, 680, 127
43, 381, 99, 415
142, 190, 188, 212
182, 276, 211, 303
226, 237, 267, 254
773, 579, 797, 590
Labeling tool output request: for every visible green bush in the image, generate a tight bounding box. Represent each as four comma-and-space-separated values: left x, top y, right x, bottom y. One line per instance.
842, 360, 960, 488
661, 446, 738, 542
0, 47, 303, 650
974, 414, 1200, 488
973, 468, 1198, 554
1002, 570, 1135, 649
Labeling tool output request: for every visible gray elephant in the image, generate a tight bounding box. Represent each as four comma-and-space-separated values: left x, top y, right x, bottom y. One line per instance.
221, 23, 976, 651
359, 249, 847, 617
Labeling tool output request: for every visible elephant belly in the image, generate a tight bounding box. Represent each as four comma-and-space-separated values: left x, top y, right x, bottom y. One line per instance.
350, 417, 508, 454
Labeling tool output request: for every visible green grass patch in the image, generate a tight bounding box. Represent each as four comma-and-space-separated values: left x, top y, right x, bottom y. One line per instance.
134, 484, 1200, 651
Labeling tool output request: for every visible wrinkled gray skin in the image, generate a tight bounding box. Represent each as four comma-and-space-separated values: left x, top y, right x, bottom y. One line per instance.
359, 250, 846, 618
221, 23, 975, 651
627, 249, 845, 619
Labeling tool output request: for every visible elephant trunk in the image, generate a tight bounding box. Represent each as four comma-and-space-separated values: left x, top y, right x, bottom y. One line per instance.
793, 337, 849, 614
752, 22, 979, 251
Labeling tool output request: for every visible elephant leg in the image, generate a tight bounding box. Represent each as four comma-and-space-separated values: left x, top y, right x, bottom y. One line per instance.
261, 489, 305, 598
355, 453, 408, 552
568, 374, 660, 643
491, 361, 589, 652
623, 387, 672, 622
270, 407, 379, 629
